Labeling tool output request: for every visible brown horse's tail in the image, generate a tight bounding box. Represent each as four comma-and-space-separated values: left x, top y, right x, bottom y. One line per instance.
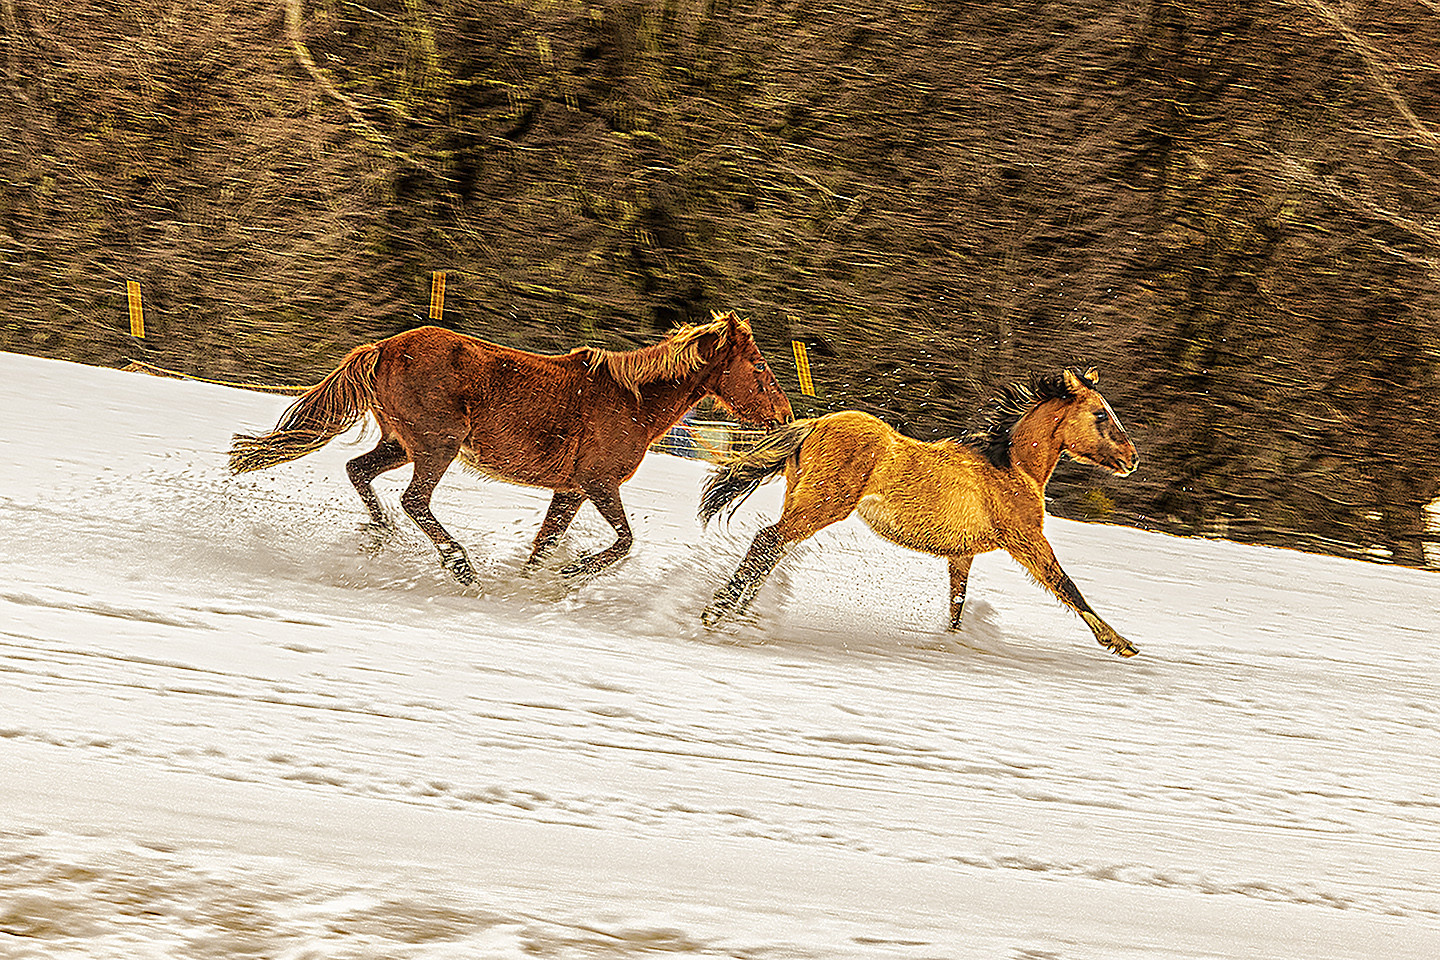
228, 343, 381, 474
699, 419, 816, 526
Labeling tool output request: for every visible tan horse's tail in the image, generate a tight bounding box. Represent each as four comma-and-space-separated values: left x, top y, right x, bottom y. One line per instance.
228, 343, 381, 474
699, 419, 815, 526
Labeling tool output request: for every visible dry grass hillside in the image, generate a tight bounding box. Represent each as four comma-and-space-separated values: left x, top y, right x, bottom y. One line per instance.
2, 0, 1437, 563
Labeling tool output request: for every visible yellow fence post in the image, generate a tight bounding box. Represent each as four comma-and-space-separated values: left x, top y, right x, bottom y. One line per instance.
429, 271, 446, 321
126, 281, 145, 338
791, 340, 815, 396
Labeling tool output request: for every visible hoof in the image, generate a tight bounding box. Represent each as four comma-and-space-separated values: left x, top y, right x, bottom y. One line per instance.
1105, 639, 1139, 658
560, 559, 597, 580
440, 548, 478, 586
359, 522, 393, 556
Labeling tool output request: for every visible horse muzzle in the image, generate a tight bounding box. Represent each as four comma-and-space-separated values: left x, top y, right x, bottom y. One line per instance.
1110, 452, 1139, 477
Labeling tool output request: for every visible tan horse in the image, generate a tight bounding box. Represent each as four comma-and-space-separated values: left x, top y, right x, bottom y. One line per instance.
698, 367, 1141, 657
231, 311, 792, 585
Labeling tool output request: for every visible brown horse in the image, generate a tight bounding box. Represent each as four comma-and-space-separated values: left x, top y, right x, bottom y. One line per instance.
231, 311, 793, 584
698, 367, 1141, 657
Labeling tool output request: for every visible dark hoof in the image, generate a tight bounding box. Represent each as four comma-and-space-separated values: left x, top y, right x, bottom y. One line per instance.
440, 548, 478, 586
702, 575, 759, 627
560, 559, 597, 580
562, 551, 624, 580
359, 522, 393, 556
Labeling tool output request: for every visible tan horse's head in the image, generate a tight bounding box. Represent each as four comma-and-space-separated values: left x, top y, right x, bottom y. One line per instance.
1055, 367, 1138, 477
707, 311, 794, 429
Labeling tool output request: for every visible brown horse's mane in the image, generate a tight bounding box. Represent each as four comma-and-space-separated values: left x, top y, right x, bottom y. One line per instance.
579, 311, 745, 395
962, 367, 1096, 469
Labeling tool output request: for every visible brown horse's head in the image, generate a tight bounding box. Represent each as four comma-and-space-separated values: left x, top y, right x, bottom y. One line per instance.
1055, 367, 1138, 476
706, 311, 794, 429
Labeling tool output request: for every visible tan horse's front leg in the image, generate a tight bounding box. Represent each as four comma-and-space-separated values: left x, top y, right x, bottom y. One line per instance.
1004, 536, 1137, 657
947, 555, 974, 631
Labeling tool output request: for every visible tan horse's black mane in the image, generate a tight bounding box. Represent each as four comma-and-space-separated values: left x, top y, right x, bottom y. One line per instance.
962, 367, 1096, 469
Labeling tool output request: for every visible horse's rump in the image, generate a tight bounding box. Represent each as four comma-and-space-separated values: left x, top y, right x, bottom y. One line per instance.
699, 419, 816, 525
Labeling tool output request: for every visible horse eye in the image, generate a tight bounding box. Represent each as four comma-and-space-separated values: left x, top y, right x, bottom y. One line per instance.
754, 361, 766, 372
1094, 410, 1108, 423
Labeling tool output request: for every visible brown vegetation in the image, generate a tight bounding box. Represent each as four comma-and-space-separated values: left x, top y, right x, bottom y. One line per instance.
2, 0, 1438, 563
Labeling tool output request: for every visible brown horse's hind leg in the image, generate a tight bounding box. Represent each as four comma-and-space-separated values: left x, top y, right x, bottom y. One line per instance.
401, 447, 477, 586
527, 490, 585, 568
947, 555, 974, 631
1003, 535, 1137, 657
346, 439, 410, 527
559, 484, 633, 578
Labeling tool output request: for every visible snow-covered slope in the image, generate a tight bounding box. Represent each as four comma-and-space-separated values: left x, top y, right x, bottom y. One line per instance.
2, 351, 1437, 959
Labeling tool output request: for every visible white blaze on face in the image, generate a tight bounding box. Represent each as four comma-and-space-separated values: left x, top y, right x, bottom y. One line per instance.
1101, 397, 1125, 435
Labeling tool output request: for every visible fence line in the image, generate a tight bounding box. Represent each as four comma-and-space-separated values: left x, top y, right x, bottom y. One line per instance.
122, 359, 313, 396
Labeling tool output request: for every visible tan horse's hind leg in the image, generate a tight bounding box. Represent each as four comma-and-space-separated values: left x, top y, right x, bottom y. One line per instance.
947, 555, 974, 631
701, 523, 785, 625
1002, 534, 1137, 657
703, 448, 872, 626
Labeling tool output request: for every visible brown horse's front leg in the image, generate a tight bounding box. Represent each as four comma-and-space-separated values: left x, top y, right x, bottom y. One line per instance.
527, 491, 585, 569
1004, 536, 1137, 657
560, 486, 633, 578
702, 526, 784, 626
947, 555, 974, 631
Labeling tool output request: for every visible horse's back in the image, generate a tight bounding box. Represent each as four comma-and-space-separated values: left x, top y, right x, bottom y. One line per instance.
369, 326, 592, 485
800, 411, 1021, 556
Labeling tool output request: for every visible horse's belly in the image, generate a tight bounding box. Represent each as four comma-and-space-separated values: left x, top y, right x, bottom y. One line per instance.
459, 446, 577, 489
855, 494, 995, 556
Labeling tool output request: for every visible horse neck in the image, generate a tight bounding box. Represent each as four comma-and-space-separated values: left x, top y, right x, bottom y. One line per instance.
1006, 399, 1067, 487
629, 367, 712, 436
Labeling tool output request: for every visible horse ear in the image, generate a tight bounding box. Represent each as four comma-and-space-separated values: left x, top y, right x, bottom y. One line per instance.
1083, 366, 1099, 385
1063, 368, 1086, 394
723, 310, 743, 339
